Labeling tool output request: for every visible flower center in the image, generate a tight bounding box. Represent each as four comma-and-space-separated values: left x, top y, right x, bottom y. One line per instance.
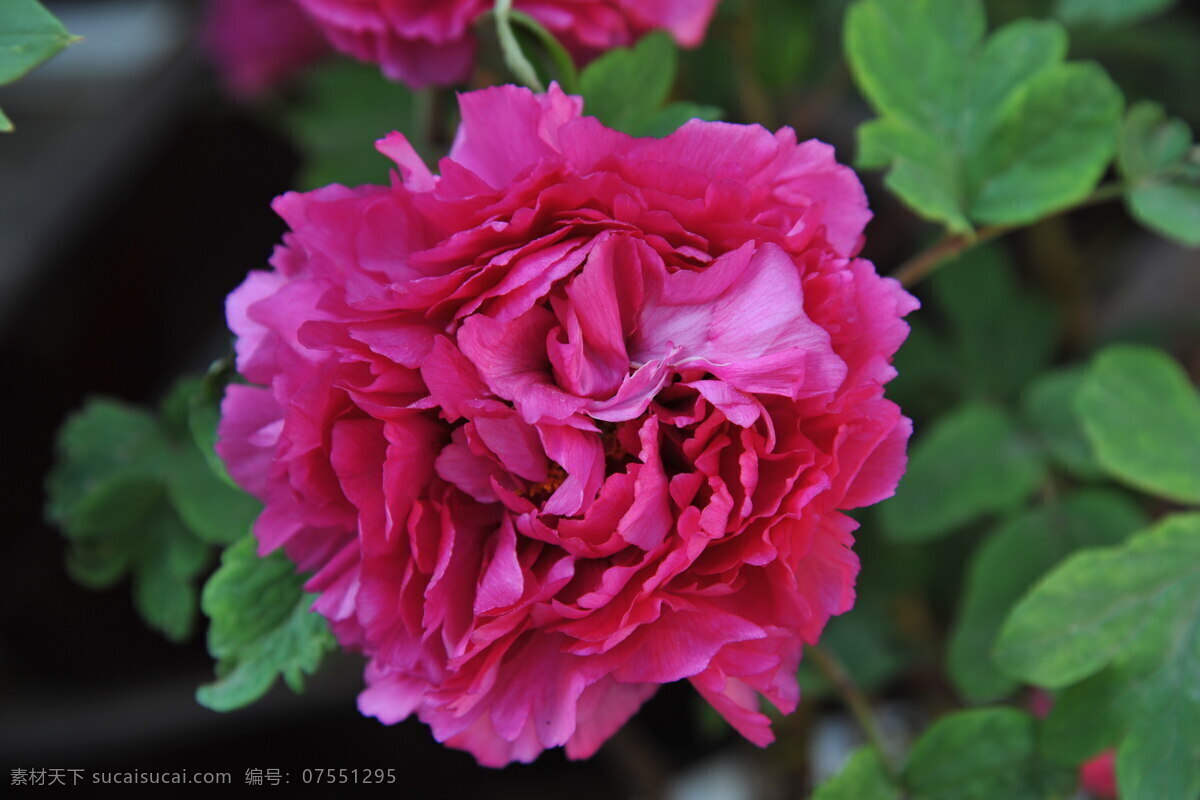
521, 461, 568, 506
518, 420, 639, 508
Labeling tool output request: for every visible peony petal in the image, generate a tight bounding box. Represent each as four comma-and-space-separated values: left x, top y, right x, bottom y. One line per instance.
633, 242, 847, 399
449, 84, 581, 188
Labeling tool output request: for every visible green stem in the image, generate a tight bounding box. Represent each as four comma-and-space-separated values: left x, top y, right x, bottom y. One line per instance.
494, 0, 544, 91
809, 644, 901, 782
509, 9, 578, 93
890, 224, 1010, 288
889, 183, 1125, 288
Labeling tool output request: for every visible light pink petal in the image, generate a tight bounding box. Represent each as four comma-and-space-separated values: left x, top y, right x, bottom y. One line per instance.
547, 233, 635, 398
358, 662, 428, 724
634, 242, 847, 398
686, 380, 762, 427
217, 384, 283, 498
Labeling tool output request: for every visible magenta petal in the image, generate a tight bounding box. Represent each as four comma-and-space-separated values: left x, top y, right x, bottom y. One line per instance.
473, 411, 548, 483
376, 131, 435, 191
564, 679, 658, 760
616, 416, 672, 550
458, 308, 587, 424
537, 424, 604, 516
689, 669, 776, 747
449, 84, 581, 188
421, 336, 493, 422
612, 606, 766, 684
436, 428, 501, 504
475, 515, 524, 613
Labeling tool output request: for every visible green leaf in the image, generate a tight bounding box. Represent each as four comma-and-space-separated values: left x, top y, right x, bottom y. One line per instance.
46, 375, 263, 641
46, 401, 167, 523
188, 358, 241, 488
966, 62, 1124, 225
579, 32, 685, 136
1056, 0, 1176, 27
1020, 368, 1103, 478
881, 404, 1045, 542
1126, 181, 1200, 247
286, 61, 421, 191
996, 511, 1200, 681
0, 0, 78, 132
1117, 102, 1200, 247
47, 397, 217, 641
61, 476, 162, 588
948, 490, 1145, 701
885, 316, 957, 418
846, 0, 1122, 232
166, 375, 260, 544
161, 372, 260, 545
932, 246, 1058, 401
0, 0, 75, 83
1043, 628, 1195, 786
1041, 664, 1132, 764
750, 0, 815, 92
1076, 345, 1200, 504
132, 505, 210, 641
996, 514, 1200, 800
197, 536, 335, 711
813, 747, 900, 800
1118, 102, 1192, 181
1117, 695, 1200, 800
166, 444, 260, 546
903, 708, 1076, 800
627, 102, 722, 138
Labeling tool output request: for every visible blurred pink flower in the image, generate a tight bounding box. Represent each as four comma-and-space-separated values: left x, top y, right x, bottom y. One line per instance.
202, 0, 328, 99
1080, 751, 1118, 799
1028, 689, 1119, 799
218, 84, 915, 765
293, 0, 723, 87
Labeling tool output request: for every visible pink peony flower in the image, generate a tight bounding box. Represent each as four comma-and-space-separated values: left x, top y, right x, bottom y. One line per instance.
293, 0, 723, 87
217, 84, 916, 766
202, 0, 328, 99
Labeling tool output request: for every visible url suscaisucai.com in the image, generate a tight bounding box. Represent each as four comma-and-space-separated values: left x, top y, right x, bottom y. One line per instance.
11, 768, 400, 787
10, 769, 231, 787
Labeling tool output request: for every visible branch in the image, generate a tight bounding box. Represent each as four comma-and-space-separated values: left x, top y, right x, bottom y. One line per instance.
888, 183, 1126, 288
809, 644, 901, 782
